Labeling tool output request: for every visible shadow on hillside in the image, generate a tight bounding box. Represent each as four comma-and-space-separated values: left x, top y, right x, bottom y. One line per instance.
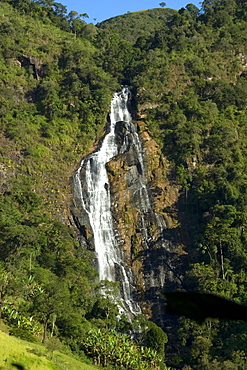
0, 363, 25, 370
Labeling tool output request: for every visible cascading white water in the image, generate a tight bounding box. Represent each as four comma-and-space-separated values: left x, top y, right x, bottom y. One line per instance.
75, 87, 141, 315
73, 87, 175, 326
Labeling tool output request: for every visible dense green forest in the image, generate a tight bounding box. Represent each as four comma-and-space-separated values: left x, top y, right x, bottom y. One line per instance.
1, 0, 247, 368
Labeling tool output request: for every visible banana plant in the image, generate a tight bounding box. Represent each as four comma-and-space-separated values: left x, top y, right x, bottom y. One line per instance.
80, 327, 166, 369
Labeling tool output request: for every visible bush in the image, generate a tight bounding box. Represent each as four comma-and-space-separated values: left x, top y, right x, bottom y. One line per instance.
9, 328, 38, 343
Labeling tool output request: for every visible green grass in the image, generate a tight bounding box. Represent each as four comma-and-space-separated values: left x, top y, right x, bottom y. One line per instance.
0, 331, 98, 370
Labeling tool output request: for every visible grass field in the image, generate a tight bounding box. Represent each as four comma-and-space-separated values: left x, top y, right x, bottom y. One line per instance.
0, 330, 97, 370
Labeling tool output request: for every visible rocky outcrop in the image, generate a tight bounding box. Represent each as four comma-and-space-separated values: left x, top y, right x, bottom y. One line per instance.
18, 55, 43, 80
107, 120, 185, 322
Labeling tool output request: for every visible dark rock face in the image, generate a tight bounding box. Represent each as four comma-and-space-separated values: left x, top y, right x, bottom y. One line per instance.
107, 120, 184, 324
18, 55, 43, 80
71, 164, 95, 250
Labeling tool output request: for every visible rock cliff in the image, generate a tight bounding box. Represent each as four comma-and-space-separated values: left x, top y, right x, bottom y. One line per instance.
107, 119, 186, 322
71, 97, 188, 324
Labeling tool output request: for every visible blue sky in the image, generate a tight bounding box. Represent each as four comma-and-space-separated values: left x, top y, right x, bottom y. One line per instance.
60, 1, 202, 24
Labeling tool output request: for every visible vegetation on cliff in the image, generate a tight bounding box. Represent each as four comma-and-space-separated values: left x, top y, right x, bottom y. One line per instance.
0, 1, 168, 369
1, 0, 247, 368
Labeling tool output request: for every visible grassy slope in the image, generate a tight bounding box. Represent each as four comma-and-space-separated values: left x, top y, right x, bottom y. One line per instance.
0, 331, 97, 370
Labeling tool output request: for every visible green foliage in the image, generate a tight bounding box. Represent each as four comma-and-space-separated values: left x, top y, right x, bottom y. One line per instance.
97, 8, 176, 43
9, 327, 38, 342
80, 327, 165, 369
86, 298, 119, 329
2, 0, 247, 368
0, 177, 97, 348
46, 337, 62, 358
144, 321, 168, 358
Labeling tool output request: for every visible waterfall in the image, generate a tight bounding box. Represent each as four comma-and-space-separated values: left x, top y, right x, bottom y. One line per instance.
74, 87, 141, 315
73, 87, 172, 323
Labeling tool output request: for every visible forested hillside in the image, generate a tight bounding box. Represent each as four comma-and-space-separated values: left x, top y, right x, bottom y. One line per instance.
97, 8, 176, 43
1, 0, 247, 369
0, 1, 168, 369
